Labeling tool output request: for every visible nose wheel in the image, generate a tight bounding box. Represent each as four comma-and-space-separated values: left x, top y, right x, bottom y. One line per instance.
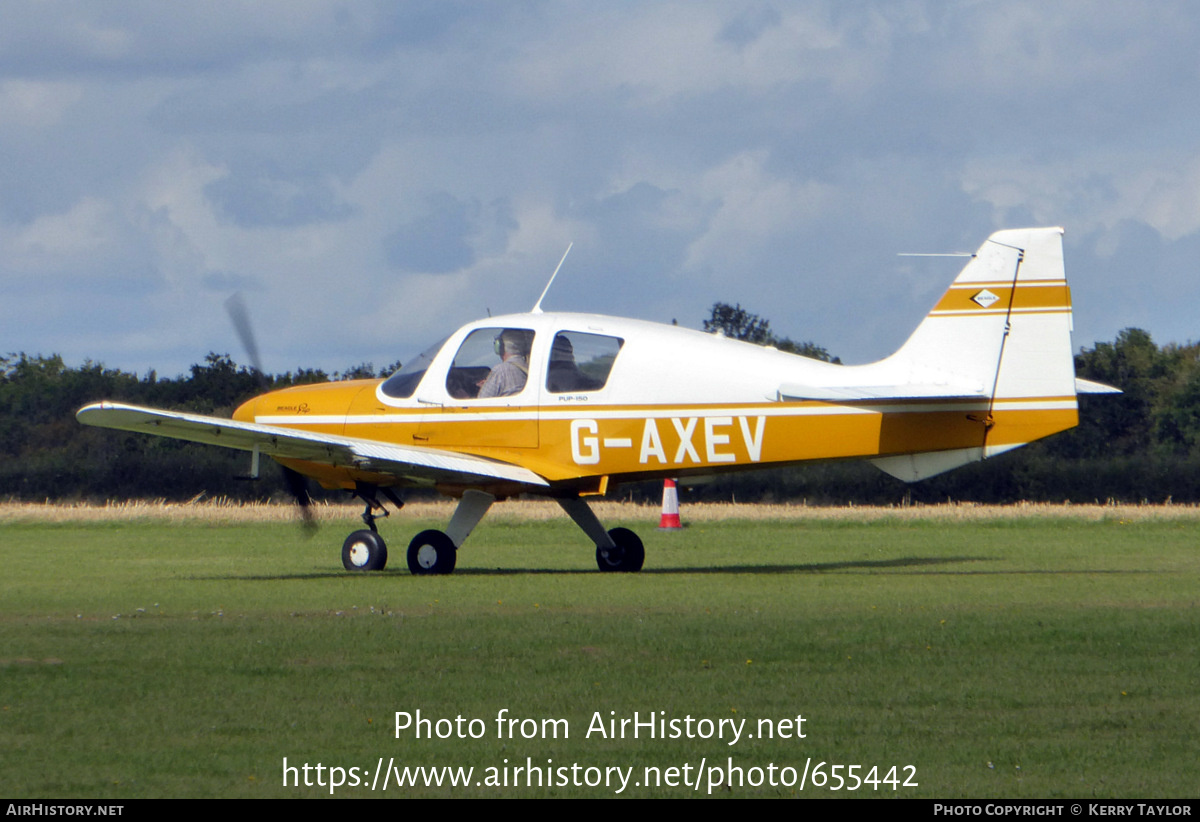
342, 529, 388, 571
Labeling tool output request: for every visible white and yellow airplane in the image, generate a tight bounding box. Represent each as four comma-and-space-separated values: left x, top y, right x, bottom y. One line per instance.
77, 227, 1115, 575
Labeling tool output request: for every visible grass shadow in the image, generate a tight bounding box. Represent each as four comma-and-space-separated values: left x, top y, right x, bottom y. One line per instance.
195, 554, 993, 581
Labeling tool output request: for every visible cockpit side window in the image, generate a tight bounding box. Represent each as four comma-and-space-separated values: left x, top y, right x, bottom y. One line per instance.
446, 327, 535, 399
379, 336, 449, 399
546, 331, 623, 393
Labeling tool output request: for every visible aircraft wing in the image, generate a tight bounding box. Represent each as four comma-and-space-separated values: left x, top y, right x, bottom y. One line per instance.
76, 402, 549, 488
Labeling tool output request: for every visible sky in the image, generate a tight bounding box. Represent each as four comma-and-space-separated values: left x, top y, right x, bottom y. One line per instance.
2, 1, 1199, 378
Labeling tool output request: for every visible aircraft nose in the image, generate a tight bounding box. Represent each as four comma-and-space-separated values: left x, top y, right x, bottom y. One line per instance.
233, 394, 260, 423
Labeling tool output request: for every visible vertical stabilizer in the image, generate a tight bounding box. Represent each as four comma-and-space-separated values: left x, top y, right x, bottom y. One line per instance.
871, 227, 1078, 481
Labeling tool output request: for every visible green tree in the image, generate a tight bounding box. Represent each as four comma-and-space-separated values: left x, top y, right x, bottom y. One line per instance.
1055, 328, 1197, 458
702, 303, 840, 362
773, 338, 840, 364
703, 302, 773, 344
168, 353, 265, 413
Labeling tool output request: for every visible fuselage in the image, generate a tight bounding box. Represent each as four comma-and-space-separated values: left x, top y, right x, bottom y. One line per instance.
232, 310, 1078, 493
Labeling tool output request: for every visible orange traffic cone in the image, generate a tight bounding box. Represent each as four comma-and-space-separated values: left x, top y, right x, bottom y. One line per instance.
658, 478, 682, 530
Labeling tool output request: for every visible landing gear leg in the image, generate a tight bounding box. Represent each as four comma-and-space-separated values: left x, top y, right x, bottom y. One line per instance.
341, 483, 403, 571
355, 481, 398, 533
407, 490, 495, 575
556, 497, 645, 572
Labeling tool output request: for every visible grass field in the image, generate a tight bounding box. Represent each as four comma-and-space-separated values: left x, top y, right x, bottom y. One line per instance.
1, 501, 1197, 798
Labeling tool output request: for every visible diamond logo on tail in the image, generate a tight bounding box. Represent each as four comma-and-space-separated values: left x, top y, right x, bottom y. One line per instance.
971, 289, 1000, 308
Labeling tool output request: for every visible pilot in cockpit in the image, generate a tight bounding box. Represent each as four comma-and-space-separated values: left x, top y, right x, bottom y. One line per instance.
477, 329, 532, 398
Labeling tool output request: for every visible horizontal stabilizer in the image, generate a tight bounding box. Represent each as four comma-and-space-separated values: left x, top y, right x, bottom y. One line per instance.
778, 382, 987, 403
1075, 378, 1121, 395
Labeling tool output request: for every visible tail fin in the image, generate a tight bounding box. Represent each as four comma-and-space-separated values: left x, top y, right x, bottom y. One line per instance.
871, 227, 1079, 481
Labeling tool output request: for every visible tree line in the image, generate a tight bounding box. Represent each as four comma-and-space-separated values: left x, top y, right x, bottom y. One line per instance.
695, 307, 1200, 505
3, 317, 1199, 505
703, 302, 840, 362
0, 352, 394, 502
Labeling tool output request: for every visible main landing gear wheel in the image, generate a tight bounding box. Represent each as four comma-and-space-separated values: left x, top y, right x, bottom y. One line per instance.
596, 527, 645, 573
407, 529, 457, 576
342, 529, 388, 571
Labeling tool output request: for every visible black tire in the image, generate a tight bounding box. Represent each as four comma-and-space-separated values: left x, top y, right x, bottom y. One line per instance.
407, 529, 457, 575
596, 527, 645, 572
342, 529, 388, 571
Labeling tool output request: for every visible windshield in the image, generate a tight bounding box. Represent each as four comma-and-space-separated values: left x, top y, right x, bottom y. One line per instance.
378, 336, 449, 399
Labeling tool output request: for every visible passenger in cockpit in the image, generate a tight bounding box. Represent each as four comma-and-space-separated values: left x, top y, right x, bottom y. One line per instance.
547, 333, 603, 392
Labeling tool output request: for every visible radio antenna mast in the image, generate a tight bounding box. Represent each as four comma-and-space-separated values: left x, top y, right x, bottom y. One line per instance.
532, 242, 573, 314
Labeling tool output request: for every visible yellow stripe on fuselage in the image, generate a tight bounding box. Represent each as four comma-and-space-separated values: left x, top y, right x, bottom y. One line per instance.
249, 395, 1078, 485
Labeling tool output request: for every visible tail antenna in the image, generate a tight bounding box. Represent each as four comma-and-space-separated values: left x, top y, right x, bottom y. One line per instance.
531, 242, 573, 314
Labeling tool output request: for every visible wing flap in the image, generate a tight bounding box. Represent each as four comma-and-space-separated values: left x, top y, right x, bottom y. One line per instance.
76, 402, 549, 487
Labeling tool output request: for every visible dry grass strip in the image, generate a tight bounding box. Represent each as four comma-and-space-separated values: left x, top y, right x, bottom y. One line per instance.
4, 497, 1199, 525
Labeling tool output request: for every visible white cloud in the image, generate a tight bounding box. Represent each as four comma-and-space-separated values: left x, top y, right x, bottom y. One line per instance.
1118, 159, 1200, 243
504, 4, 886, 108
681, 151, 835, 275
5, 197, 117, 270
0, 80, 83, 129
961, 151, 1200, 242
3, 1, 1200, 374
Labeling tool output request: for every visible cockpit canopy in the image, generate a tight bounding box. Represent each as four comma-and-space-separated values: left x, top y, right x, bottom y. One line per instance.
378, 325, 623, 403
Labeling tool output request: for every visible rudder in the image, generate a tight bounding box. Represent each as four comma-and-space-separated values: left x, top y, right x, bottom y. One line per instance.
979, 227, 1078, 457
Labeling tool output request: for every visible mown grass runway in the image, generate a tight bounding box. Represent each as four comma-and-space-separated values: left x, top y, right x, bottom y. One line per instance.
1, 502, 1197, 798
